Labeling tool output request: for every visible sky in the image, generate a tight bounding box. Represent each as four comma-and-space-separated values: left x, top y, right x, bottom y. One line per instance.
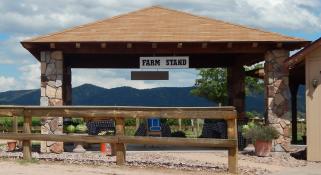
0, 0, 320, 92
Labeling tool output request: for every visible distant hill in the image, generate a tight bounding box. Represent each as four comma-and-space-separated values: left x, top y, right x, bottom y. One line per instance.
0, 84, 306, 115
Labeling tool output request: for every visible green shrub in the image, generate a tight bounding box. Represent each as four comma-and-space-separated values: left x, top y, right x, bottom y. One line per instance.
171, 131, 186, 137
125, 119, 136, 126
242, 122, 279, 141
164, 119, 178, 126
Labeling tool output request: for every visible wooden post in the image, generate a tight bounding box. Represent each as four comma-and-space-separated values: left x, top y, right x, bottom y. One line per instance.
227, 118, 238, 174
136, 118, 140, 130
23, 115, 32, 161
196, 119, 200, 137
12, 116, 18, 133
115, 118, 125, 165
178, 119, 182, 131
290, 82, 299, 144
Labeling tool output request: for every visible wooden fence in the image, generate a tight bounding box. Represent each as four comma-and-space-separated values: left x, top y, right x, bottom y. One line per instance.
0, 106, 238, 174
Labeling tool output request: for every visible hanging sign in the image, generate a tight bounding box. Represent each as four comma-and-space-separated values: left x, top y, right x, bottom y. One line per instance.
140, 56, 189, 69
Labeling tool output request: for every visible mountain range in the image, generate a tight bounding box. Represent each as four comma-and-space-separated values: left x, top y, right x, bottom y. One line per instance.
0, 84, 306, 115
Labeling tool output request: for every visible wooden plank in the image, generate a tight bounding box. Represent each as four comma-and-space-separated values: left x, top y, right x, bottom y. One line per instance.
227, 119, 238, 174
0, 133, 118, 143
20, 108, 237, 120
23, 116, 32, 161
0, 108, 24, 117
115, 118, 126, 165
119, 136, 236, 148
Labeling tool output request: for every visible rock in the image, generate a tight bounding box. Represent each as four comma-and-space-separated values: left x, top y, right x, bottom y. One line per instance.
56, 60, 63, 74
274, 94, 284, 106
73, 144, 86, 153
41, 87, 46, 96
46, 63, 56, 75
273, 143, 285, 152
51, 51, 63, 60
56, 87, 62, 98
46, 85, 57, 98
40, 96, 49, 106
49, 98, 63, 106
50, 142, 64, 154
49, 119, 59, 132
56, 80, 62, 87
41, 63, 46, 74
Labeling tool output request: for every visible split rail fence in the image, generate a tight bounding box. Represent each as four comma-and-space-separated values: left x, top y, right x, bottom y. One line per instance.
0, 106, 238, 173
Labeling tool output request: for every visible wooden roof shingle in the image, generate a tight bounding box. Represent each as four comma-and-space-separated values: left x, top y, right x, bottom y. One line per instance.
22, 6, 306, 43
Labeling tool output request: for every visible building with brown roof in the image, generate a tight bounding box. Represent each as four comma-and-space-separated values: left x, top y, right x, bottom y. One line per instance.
21, 6, 309, 154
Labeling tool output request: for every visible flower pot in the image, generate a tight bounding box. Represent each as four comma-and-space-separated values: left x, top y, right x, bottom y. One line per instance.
7, 140, 17, 152
254, 140, 272, 157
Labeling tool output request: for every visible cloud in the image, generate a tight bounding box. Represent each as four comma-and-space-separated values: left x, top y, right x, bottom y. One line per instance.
0, 0, 320, 36
18, 63, 40, 89
0, 0, 320, 92
72, 69, 198, 89
0, 76, 17, 92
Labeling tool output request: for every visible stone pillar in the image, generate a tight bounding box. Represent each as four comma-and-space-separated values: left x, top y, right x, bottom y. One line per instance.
227, 64, 246, 119
40, 51, 64, 153
264, 50, 291, 152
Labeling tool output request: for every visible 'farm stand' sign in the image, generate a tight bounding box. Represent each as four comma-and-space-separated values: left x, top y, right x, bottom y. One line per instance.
140, 56, 189, 69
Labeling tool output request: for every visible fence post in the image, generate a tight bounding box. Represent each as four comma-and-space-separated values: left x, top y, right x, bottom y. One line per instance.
12, 116, 18, 133
115, 117, 125, 165
227, 118, 238, 174
23, 115, 32, 161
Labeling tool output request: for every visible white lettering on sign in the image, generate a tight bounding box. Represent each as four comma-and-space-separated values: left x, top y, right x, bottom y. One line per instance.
140, 56, 189, 69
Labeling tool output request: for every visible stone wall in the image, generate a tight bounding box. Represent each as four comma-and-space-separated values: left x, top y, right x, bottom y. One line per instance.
40, 51, 64, 153
264, 50, 291, 152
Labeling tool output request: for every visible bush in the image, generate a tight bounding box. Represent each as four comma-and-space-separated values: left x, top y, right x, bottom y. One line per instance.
242, 122, 279, 141
125, 119, 136, 126
171, 131, 186, 138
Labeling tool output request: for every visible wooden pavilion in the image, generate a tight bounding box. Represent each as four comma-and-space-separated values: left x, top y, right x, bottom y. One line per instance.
21, 6, 308, 153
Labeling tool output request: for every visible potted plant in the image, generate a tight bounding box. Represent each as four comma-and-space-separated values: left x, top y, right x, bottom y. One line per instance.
242, 122, 279, 157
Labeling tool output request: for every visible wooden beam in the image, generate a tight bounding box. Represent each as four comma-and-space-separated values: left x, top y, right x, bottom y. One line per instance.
0, 133, 118, 143
277, 43, 283, 48
252, 42, 258, 48
127, 43, 132, 49
152, 43, 157, 48
177, 43, 183, 48
119, 136, 236, 147
201, 43, 207, 48
50, 43, 55, 49
115, 118, 126, 165
0, 106, 237, 119
227, 119, 238, 174
101, 43, 106, 48
227, 43, 233, 48
23, 116, 32, 161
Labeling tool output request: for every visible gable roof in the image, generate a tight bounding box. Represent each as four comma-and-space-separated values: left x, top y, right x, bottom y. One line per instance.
285, 37, 321, 68
23, 6, 306, 43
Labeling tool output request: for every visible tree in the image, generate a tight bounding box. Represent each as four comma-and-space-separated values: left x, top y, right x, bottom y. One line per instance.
191, 68, 228, 105
191, 63, 264, 105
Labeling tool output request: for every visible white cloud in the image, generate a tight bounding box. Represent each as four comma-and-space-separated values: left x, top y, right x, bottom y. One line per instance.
0, 76, 18, 92
18, 63, 40, 89
0, 0, 320, 91
72, 69, 198, 89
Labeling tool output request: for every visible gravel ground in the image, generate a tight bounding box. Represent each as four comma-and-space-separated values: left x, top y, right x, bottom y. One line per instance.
0, 144, 317, 175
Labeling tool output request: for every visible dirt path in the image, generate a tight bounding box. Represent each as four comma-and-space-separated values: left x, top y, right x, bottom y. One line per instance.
0, 160, 214, 175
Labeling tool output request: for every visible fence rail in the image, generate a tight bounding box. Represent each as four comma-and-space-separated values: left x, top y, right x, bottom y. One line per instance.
0, 105, 238, 174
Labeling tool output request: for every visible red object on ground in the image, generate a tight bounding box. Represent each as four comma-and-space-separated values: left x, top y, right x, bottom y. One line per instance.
100, 143, 106, 154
